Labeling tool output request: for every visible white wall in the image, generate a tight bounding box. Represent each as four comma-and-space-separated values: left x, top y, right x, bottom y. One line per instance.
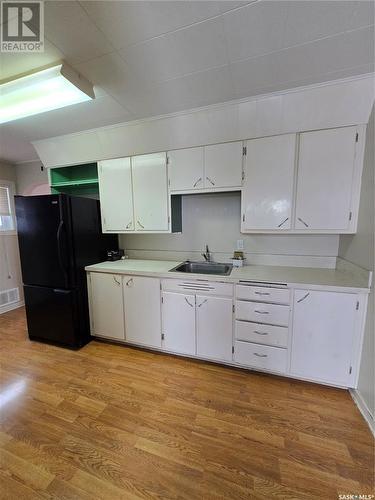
122, 192, 339, 268
0, 162, 24, 312
33, 75, 374, 168
339, 107, 375, 422
16, 160, 50, 196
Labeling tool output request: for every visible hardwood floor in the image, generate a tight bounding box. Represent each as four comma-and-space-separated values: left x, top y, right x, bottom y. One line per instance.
0, 307, 373, 499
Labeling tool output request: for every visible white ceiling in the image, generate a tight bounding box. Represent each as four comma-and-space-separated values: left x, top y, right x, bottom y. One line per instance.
0, 0, 374, 164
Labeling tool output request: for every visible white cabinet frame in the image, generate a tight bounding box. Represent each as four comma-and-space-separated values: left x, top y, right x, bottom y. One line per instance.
167, 141, 244, 195
241, 125, 366, 234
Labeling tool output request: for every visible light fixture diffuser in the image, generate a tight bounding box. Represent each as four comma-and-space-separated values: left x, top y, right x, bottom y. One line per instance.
0, 63, 95, 124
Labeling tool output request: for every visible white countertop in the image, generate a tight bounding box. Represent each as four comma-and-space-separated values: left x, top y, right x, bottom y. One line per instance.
85, 259, 370, 293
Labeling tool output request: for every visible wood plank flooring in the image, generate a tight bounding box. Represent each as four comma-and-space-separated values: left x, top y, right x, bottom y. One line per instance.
0, 307, 373, 499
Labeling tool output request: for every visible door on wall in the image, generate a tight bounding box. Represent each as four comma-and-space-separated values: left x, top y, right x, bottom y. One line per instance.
98, 158, 134, 232
242, 134, 296, 231
295, 127, 358, 231
132, 153, 169, 231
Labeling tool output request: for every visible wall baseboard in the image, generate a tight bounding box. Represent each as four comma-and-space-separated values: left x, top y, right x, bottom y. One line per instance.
350, 388, 375, 437
0, 300, 24, 315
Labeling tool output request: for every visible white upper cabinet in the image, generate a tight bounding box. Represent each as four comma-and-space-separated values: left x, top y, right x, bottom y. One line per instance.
131, 153, 169, 232
204, 142, 243, 189
242, 134, 296, 231
168, 142, 243, 192
88, 273, 125, 341
295, 126, 360, 231
291, 290, 359, 386
168, 147, 204, 191
123, 276, 161, 348
196, 295, 233, 362
98, 158, 134, 232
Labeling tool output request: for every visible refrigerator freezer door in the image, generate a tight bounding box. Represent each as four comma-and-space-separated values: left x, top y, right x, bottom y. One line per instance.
23, 285, 79, 347
15, 195, 74, 289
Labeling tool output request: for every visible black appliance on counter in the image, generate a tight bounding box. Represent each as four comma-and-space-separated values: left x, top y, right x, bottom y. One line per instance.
15, 194, 118, 348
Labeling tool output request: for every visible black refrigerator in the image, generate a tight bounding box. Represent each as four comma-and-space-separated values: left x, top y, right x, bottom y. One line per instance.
15, 194, 118, 348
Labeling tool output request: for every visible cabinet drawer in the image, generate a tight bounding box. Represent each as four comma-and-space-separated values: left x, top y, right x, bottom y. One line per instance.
234, 341, 288, 373
235, 321, 288, 348
235, 300, 289, 326
162, 279, 233, 297
236, 285, 290, 304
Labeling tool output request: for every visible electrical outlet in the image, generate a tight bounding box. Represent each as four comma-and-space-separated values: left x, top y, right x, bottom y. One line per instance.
236, 239, 244, 250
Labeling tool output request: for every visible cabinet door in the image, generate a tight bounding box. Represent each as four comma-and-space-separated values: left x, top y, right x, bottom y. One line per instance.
204, 142, 243, 189
132, 153, 169, 231
242, 134, 296, 230
291, 290, 357, 386
168, 147, 204, 191
162, 292, 196, 355
89, 273, 125, 340
295, 127, 358, 230
123, 276, 161, 348
98, 158, 134, 232
196, 295, 233, 361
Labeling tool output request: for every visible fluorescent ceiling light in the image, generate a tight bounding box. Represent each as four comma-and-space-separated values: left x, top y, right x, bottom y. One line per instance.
0, 63, 95, 124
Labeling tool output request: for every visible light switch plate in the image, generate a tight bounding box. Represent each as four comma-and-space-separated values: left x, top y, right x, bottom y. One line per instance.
236, 239, 244, 250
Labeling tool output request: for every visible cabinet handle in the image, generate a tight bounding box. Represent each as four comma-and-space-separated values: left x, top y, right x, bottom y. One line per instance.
297, 292, 310, 303
254, 291, 270, 296
254, 310, 269, 314
278, 217, 289, 228
113, 276, 121, 286
297, 217, 309, 228
254, 331, 268, 336
137, 220, 145, 229
126, 221, 133, 229
197, 299, 208, 308
206, 176, 215, 186
193, 177, 202, 187
126, 278, 133, 287
184, 297, 194, 307
254, 353, 268, 358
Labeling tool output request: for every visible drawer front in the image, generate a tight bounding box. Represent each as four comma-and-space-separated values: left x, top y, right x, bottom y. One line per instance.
235, 321, 288, 348
162, 279, 233, 297
236, 285, 290, 304
234, 341, 288, 373
235, 300, 290, 326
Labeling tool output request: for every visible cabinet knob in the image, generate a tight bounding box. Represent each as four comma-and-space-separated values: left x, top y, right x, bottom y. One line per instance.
297, 217, 309, 228
137, 220, 145, 229
206, 176, 215, 186
113, 276, 121, 286
193, 177, 202, 187
184, 297, 194, 307
278, 217, 289, 228
126, 278, 133, 287
297, 292, 310, 303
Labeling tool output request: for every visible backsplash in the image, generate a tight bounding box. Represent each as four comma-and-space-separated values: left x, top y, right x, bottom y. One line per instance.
121, 192, 339, 268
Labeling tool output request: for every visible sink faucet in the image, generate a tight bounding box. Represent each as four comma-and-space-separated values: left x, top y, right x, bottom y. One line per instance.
202, 244, 212, 262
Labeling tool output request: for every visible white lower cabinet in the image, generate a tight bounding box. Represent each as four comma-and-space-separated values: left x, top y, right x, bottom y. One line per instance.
88, 273, 125, 340
196, 295, 233, 361
291, 290, 359, 386
123, 276, 162, 348
87, 272, 367, 389
162, 292, 196, 355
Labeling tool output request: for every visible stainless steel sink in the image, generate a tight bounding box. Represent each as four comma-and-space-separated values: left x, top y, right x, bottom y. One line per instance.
170, 261, 233, 276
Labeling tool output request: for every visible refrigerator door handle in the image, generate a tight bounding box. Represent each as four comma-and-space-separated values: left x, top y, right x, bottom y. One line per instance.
57, 219, 69, 284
